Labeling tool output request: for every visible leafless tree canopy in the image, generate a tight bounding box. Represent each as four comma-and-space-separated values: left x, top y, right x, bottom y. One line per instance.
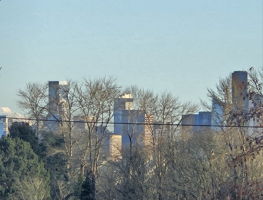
16, 73, 263, 200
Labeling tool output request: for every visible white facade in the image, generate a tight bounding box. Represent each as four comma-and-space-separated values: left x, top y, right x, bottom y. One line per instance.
109, 134, 122, 160
114, 94, 147, 149
0, 115, 8, 137
248, 94, 263, 137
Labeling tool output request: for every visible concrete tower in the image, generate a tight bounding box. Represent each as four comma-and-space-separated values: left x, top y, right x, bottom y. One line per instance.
46, 81, 69, 131
48, 81, 60, 116
48, 81, 69, 117
232, 71, 249, 113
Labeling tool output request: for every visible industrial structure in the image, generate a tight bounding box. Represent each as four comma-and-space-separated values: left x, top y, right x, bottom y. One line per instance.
181, 112, 212, 133
46, 81, 69, 131
113, 94, 145, 148
181, 71, 253, 134
1, 70, 263, 161
232, 71, 249, 113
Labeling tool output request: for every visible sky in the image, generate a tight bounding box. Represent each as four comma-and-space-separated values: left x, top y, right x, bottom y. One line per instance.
0, 0, 262, 113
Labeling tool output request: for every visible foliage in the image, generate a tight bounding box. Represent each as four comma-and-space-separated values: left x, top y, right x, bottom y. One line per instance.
38, 131, 69, 200
46, 152, 69, 200
0, 137, 50, 200
9, 122, 42, 156
80, 170, 96, 200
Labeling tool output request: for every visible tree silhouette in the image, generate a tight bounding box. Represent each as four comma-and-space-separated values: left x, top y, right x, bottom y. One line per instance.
80, 170, 96, 200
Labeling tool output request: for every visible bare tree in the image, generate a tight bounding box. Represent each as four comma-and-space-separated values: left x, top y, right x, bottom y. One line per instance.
205, 68, 263, 199
14, 177, 51, 200
103, 87, 198, 200
74, 77, 120, 178
18, 83, 47, 138
58, 81, 78, 169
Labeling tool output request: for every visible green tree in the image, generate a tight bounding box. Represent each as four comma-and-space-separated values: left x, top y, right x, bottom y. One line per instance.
80, 170, 96, 200
46, 152, 68, 199
0, 137, 50, 199
9, 122, 42, 155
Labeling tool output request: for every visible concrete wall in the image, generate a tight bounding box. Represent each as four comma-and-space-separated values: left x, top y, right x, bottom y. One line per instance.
109, 134, 122, 160
248, 94, 263, 137
211, 98, 224, 131
182, 112, 212, 133
182, 114, 199, 133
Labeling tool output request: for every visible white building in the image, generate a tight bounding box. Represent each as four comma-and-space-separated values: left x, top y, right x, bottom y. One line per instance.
248, 94, 263, 137
0, 115, 8, 137
0, 107, 27, 137
114, 94, 147, 149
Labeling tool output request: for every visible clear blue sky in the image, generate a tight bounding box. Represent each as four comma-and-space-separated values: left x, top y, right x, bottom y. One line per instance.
0, 0, 262, 112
